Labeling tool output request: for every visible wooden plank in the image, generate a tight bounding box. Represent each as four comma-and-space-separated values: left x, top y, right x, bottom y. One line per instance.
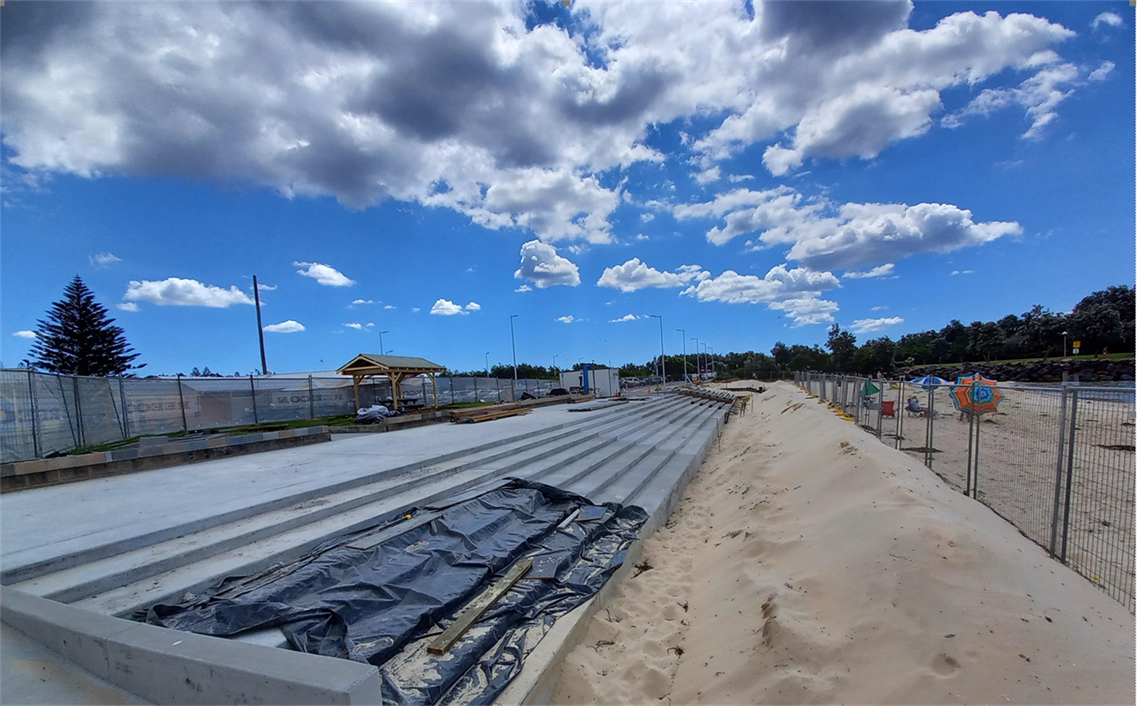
427, 557, 534, 655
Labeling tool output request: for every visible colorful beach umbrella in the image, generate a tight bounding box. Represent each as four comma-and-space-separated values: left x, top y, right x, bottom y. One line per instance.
860, 379, 880, 397
951, 373, 1004, 416
909, 375, 949, 390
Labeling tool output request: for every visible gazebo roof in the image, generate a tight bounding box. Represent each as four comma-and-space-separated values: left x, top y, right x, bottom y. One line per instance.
337, 354, 447, 377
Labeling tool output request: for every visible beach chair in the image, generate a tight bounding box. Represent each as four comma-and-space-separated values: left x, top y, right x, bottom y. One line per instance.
881, 400, 895, 418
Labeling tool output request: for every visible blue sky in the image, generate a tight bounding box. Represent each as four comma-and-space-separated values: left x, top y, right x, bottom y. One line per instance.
2, 1, 1134, 375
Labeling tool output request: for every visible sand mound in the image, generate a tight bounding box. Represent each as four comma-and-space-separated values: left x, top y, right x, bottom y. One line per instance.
552, 382, 1134, 704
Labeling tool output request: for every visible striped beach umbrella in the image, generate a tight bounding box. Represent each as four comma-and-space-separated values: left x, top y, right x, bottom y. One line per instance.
909, 375, 949, 390
951, 372, 1004, 416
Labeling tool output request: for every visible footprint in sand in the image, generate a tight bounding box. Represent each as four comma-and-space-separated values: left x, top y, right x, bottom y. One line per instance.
932, 652, 961, 676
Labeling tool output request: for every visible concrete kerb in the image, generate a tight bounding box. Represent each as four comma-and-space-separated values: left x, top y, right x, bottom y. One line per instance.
497, 402, 728, 705
0, 586, 382, 705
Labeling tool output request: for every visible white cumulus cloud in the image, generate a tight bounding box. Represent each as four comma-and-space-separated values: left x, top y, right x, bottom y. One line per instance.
116, 302, 140, 312
123, 278, 254, 308
609, 314, 644, 323
465, 302, 481, 311
677, 187, 1020, 271
681, 264, 842, 326
13, 330, 37, 339
515, 284, 533, 293
344, 322, 365, 330
514, 240, 580, 289
351, 299, 375, 305
294, 261, 355, 287
555, 315, 578, 324
264, 320, 305, 333
430, 299, 467, 316
596, 259, 709, 292
850, 316, 904, 333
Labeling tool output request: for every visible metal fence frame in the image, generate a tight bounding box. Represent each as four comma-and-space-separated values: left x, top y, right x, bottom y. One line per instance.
795, 371, 1135, 612
0, 370, 565, 464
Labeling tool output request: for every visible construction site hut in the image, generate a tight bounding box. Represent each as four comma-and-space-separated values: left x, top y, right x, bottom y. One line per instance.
337, 354, 447, 411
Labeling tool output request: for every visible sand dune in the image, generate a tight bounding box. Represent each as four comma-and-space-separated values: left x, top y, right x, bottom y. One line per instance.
552, 382, 1134, 704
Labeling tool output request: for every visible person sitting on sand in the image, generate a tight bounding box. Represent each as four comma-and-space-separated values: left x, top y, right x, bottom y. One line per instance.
906, 396, 923, 414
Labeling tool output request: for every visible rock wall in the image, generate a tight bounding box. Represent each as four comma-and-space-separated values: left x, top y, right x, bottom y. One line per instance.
905, 357, 1135, 384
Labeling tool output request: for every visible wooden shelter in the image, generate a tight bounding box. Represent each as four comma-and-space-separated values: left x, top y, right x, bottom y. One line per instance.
337, 354, 447, 410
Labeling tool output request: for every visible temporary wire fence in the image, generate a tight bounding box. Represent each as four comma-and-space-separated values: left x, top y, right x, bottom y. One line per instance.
0, 369, 560, 464
795, 371, 1136, 612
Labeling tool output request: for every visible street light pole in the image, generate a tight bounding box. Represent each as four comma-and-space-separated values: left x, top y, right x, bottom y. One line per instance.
553, 354, 559, 372
677, 329, 687, 382
485, 351, 490, 377
510, 315, 519, 389
648, 315, 663, 388
378, 330, 389, 356
1062, 330, 1068, 358
701, 343, 709, 382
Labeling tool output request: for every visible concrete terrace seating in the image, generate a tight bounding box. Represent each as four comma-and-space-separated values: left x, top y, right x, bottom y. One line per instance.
2, 393, 731, 625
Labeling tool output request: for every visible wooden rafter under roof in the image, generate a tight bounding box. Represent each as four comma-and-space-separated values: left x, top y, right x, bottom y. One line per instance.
337, 354, 447, 410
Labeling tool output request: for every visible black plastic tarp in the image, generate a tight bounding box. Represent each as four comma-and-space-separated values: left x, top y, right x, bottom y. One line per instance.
146, 479, 646, 706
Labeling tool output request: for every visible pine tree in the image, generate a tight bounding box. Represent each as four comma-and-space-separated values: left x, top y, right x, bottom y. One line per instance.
29, 276, 140, 376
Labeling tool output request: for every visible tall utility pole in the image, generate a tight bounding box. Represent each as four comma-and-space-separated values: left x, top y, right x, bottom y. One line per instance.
485, 352, 491, 377
649, 314, 665, 387
553, 354, 559, 372
510, 314, 519, 386
677, 329, 687, 382
378, 330, 389, 356
701, 342, 709, 381
252, 275, 268, 375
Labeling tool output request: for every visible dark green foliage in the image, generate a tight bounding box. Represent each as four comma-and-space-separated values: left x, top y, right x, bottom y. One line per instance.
29, 276, 140, 376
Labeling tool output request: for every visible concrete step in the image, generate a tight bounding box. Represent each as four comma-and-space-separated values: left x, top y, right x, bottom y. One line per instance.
488, 398, 701, 492
583, 401, 723, 504
13, 401, 684, 604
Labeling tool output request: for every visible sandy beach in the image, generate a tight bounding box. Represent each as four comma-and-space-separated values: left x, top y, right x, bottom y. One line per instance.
551, 382, 1135, 704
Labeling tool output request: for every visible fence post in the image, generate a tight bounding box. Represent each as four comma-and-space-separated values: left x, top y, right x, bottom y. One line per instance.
308, 375, 315, 419
965, 385, 975, 496
1049, 387, 1071, 557
27, 369, 41, 458
73, 376, 86, 447
924, 385, 935, 469
176, 374, 189, 432
119, 376, 130, 439
876, 380, 883, 440
57, 374, 78, 448
895, 377, 904, 449
1059, 390, 1080, 562
248, 375, 258, 425
971, 400, 983, 499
